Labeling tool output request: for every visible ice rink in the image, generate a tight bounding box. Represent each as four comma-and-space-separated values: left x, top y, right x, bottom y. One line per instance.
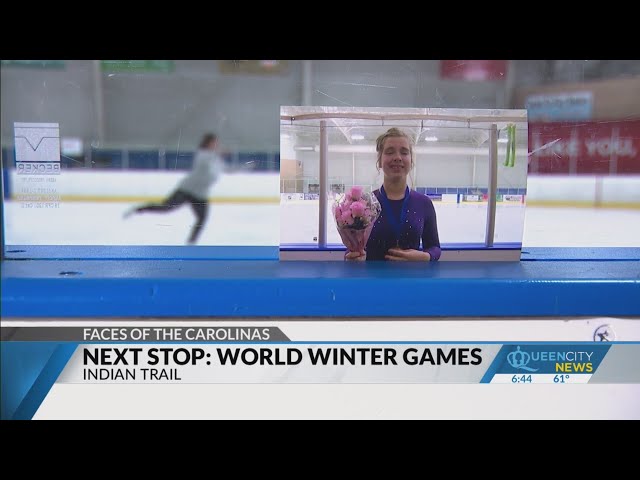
523, 205, 640, 247
281, 201, 526, 247
281, 200, 640, 247
4, 201, 280, 246
4, 199, 639, 248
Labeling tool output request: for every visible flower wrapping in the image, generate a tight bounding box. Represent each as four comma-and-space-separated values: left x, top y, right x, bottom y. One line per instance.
332, 186, 382, 255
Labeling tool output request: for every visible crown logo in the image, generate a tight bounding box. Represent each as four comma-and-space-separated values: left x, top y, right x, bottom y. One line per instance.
507, 346, 539, 372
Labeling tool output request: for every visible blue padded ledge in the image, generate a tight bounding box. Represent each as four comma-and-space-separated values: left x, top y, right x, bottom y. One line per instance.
5, 246, 638, 261
522, 247, 640, 261
2, 258, 639, 318
3, 245, 278, 260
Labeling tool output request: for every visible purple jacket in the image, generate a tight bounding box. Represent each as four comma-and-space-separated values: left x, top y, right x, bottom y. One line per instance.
366, 189, 441, 261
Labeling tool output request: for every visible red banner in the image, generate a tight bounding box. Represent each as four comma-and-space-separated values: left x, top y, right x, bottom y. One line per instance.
440, 60, 508, 81
528, 120, 640, 175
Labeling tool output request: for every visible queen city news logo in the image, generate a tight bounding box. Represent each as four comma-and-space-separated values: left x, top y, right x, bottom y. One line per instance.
506, 345, 595, 374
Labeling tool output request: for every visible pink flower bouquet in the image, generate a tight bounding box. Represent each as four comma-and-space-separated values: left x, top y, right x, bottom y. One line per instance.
333, 186, 382, 255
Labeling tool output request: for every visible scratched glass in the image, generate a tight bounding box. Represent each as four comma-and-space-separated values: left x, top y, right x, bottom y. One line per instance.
1, 60, 639, 260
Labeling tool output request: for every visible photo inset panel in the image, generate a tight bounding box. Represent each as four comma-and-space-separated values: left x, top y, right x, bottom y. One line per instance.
280, 106, 528, 261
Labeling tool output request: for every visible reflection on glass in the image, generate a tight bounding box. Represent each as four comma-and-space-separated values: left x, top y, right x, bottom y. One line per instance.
1, 60, 639, 260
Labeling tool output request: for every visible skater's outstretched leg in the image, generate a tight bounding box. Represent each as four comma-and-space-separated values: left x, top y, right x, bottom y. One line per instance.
187, 198, 209, 245
124, 191, 187, 218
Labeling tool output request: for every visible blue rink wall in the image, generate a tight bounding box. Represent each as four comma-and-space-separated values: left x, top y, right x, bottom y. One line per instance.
2, 252, 640, 317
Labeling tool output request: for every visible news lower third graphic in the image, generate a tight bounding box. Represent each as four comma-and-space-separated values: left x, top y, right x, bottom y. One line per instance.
2, 326, 639, 419
481, 344, 612, 384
